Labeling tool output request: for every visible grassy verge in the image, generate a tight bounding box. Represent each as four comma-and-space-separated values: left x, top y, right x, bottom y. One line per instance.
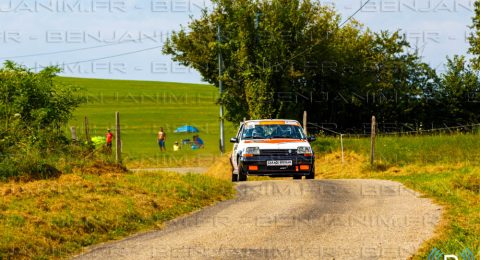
204, 155, 232, 181
313, 134, 480, 258
0, 171, 234, 259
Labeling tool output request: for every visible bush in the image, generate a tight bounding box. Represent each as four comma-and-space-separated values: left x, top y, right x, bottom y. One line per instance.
0, 160, 18, 180
0, 61, 85, 180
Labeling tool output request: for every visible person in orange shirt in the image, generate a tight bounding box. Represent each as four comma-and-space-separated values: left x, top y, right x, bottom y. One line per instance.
106, 129, 114, 153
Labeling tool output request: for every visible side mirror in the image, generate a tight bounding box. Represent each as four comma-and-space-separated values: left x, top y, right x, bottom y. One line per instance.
307, 136, 316, 142
230, 137, 239, 143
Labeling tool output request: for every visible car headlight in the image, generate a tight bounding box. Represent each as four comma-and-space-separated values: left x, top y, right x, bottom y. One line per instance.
244, 147, 260, 156
297, 146, 312, 154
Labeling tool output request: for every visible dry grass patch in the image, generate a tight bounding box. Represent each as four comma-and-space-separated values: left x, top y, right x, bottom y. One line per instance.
204, 155, 232, 181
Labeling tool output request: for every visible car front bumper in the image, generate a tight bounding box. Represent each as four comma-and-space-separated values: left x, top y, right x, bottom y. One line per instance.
240, 155, 314, 177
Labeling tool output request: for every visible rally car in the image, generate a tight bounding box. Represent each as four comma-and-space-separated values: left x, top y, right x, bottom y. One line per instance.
229, 119, 316, 182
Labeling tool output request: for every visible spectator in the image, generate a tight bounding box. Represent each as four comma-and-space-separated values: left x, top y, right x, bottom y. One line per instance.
193, 135, 205, 149
157, 127, 166, 152
173, 141, 180, 152
105, 129, 114, 154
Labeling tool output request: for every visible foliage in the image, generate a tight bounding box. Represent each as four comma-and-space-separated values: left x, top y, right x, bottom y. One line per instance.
163, 0, 443, 129
469, 0, 480, 70
437, 55, 480, 124
0, 61, 85, 179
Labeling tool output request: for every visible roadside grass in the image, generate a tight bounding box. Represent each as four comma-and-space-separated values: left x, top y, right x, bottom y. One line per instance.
59, 77, 237, 168
312, 134, 480, 258
0, 171, 234, 259
205, 155, 231, 181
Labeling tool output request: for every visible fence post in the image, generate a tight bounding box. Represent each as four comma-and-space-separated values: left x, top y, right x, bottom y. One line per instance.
84, 116, 91, 142
70, 126, 77, 142
340, 134, 344, 164
370, 116, 376, 165
116, 112, 122, 164
303, 111, 308, 135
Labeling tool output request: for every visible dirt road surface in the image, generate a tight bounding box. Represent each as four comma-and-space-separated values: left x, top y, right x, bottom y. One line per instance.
74, 179, 442, 260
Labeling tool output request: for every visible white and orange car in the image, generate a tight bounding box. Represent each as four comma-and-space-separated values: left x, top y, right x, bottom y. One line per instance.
229, 119, 316, 182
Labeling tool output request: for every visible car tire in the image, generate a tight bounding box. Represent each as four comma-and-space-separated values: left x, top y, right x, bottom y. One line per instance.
238, 168, 247, 182
232, 173, 239, 182
306, 167, 315, 179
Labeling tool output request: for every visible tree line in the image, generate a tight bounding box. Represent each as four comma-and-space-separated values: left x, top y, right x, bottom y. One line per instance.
163, 0, 480, 132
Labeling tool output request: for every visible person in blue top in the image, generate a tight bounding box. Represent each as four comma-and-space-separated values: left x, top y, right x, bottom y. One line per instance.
193, 135, 204, 149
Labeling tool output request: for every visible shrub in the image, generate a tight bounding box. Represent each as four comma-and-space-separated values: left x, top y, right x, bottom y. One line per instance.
0, 61, 85, 180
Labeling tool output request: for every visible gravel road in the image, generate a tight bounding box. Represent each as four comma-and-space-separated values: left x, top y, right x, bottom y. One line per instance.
74, 179, 442, 260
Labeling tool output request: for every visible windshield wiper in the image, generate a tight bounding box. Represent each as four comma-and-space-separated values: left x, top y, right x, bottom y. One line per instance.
244, 136, 266, 139
270, 135, 294, 139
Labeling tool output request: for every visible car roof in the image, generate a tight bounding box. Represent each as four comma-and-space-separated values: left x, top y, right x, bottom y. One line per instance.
243, 119, 301, 126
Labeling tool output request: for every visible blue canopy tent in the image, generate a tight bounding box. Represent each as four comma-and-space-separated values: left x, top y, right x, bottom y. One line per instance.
174, 125, 199, 133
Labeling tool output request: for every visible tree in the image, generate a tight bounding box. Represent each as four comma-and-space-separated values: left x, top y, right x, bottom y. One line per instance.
163, 0, 344, 122
0, 61, 85, 178
438, 56, 480, 124
164, 0, 438, 130
469, 0, 480, 70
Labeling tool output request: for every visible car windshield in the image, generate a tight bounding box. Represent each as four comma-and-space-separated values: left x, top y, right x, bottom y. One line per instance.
241, 124, 306, 140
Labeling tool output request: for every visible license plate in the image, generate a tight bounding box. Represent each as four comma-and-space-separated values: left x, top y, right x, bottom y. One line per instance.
267, 160, 292, 166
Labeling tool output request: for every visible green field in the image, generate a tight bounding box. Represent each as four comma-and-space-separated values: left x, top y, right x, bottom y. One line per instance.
59, 77, 237, 168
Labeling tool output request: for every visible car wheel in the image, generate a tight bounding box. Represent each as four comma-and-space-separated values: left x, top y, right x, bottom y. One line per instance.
232, 172, 239, 182
306, 167, 315, 179
238, 168, 247, 182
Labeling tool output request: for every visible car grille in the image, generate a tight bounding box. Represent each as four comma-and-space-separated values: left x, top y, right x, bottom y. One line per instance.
260, 149, 297, 156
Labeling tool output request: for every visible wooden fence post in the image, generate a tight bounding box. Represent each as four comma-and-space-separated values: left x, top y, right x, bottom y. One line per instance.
303, 111, 308, 135
370, 116, 376, 165
115, 112, 122, 164
70, 126, 77, 142
84, 116, 91, 142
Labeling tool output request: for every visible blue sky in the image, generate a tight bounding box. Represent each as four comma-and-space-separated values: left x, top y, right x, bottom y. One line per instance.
0, 0, 474, 83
